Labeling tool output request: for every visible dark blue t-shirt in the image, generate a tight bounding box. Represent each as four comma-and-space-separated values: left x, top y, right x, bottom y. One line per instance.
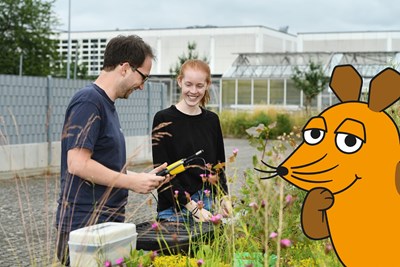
56, 83, 128, 232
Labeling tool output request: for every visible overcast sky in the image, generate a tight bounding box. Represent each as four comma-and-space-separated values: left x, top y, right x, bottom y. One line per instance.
53, 0, 399, 34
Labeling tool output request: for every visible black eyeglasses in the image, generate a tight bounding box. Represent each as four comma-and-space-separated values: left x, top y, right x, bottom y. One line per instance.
131, 67, 149, 84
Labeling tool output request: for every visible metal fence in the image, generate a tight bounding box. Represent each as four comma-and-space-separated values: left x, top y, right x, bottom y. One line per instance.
0, 75, 167, 146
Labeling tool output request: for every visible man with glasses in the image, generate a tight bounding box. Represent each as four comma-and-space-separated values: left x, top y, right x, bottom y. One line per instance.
55, 35, 167, 266
132, 66, 149, 84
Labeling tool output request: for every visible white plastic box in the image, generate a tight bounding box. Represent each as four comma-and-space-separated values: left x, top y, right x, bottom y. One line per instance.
68, 222, 137, 267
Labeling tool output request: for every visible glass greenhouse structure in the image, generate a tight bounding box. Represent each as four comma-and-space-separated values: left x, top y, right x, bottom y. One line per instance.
216, 51, 400, 112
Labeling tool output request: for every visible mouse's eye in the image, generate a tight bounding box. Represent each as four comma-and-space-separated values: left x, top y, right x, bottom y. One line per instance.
303, 129, 325, 145
336, 133, 363, 154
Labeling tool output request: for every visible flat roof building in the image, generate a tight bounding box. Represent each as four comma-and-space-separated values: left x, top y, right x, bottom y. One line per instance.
56, 25, 297, 77
56, 26, 400, 111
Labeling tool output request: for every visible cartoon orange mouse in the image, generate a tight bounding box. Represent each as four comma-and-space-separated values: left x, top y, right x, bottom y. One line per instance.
258, 65, 400, 266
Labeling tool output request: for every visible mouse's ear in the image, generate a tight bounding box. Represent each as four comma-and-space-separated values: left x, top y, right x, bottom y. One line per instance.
368, 68, 400, 112
329, 65, 362, 102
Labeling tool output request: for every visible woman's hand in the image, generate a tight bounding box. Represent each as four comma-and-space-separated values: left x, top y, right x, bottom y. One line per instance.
185, 200, 212, 222
219, 196, 233, 217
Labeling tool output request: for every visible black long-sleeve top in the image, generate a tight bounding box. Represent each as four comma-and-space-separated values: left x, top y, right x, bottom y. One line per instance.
152, 105, 227, 212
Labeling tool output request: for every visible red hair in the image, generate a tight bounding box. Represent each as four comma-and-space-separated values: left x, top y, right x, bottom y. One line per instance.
177, 59, 211, 107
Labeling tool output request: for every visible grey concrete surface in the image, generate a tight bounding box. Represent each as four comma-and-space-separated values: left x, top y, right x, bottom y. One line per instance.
0, 138, 259, 267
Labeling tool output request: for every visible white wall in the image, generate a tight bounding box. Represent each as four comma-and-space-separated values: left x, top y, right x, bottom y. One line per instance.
0, 136, 152, 179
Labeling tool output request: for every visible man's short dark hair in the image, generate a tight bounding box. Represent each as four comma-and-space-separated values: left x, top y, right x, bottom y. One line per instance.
102, 35, 154, 71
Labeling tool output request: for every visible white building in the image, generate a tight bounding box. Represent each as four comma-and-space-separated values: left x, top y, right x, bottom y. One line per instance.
57, 25, 297, 76
298, 30, 400, 52
57, 26, 400, 110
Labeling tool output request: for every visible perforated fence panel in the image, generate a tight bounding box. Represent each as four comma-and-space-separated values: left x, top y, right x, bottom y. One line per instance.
0, 75, 167, 145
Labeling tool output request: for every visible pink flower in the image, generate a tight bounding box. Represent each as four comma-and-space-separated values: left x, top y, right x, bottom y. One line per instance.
204, 189, 211, 197
233, 148, 239, 155
197, 258, 204, 266
174, 190, 179, 198
150, 250, 158, 261
197, 200, 204, 210
200, 173, 207, 182
325, 243, 333, 254
115, 257, 124, 265
151, 222, 160, 231
285, 194, 294, 205
249, 202, 258, 209
210, 214, 223, 225
280, 239, 292, 248
184, 191, 191, 201
104, 260, 112, 267
269, 232, 278, 239
261, 200, 266, 207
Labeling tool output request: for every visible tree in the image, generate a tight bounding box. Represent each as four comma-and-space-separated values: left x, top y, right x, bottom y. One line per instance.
291, 61, 329, 114
53, 50, 91, 80
0, 0, 59, 76
169, 41, 208, 77
169, 41, 209, 103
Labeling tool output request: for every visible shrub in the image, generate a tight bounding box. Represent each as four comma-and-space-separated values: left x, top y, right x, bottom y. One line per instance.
269, 114, 292, 139
219, 109, 306, 139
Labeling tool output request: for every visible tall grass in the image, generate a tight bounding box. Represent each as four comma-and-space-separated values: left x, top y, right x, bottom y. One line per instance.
103, 123, 342, 267
4, 104, 400, 266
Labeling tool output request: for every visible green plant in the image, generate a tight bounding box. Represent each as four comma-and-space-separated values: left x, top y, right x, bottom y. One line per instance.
269, 114, 292, 139
219, 109, 303, 139
0, 0, 60, 76
291, 61, 330, 115
169, 41, 208, 77
234, 123, 342, 266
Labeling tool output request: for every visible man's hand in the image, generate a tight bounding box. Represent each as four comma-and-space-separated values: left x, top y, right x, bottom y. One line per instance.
127, 163, 167, 194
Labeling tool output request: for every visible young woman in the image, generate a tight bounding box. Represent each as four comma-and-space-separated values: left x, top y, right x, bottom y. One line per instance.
152, 59, 231, 222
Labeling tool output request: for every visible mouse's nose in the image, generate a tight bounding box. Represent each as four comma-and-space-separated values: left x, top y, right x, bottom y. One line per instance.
277, 166, 288, 177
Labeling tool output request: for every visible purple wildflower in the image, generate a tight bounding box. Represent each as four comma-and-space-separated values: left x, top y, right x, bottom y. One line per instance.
285, 194, 294, 205
197, 258, 204, 266
280, 239, 292, 248
184, 191, 191, 201
204, 189, 211, 197
150, 250, 158, 261
151, 222, 160, 231
115, 257, 124, 265
249, 202, 258, 210
210, 214, 223, 225
325, 243, 333, 254
197, 200, 204, 210
269, 232, 278, 239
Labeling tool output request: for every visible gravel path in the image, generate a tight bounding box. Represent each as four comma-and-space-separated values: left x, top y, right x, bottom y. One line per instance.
0, 138, 258, 266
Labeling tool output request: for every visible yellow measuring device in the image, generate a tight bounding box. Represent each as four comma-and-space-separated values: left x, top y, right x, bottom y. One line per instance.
156, 150, 204, 176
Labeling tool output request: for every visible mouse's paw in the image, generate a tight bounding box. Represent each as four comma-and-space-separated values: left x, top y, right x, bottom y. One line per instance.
306, 187, 334, 211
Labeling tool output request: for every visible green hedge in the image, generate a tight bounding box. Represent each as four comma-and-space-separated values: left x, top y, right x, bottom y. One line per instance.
219, 109, 307, 139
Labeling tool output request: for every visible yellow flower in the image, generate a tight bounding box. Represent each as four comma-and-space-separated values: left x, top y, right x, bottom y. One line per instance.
153, 255, 197, 267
